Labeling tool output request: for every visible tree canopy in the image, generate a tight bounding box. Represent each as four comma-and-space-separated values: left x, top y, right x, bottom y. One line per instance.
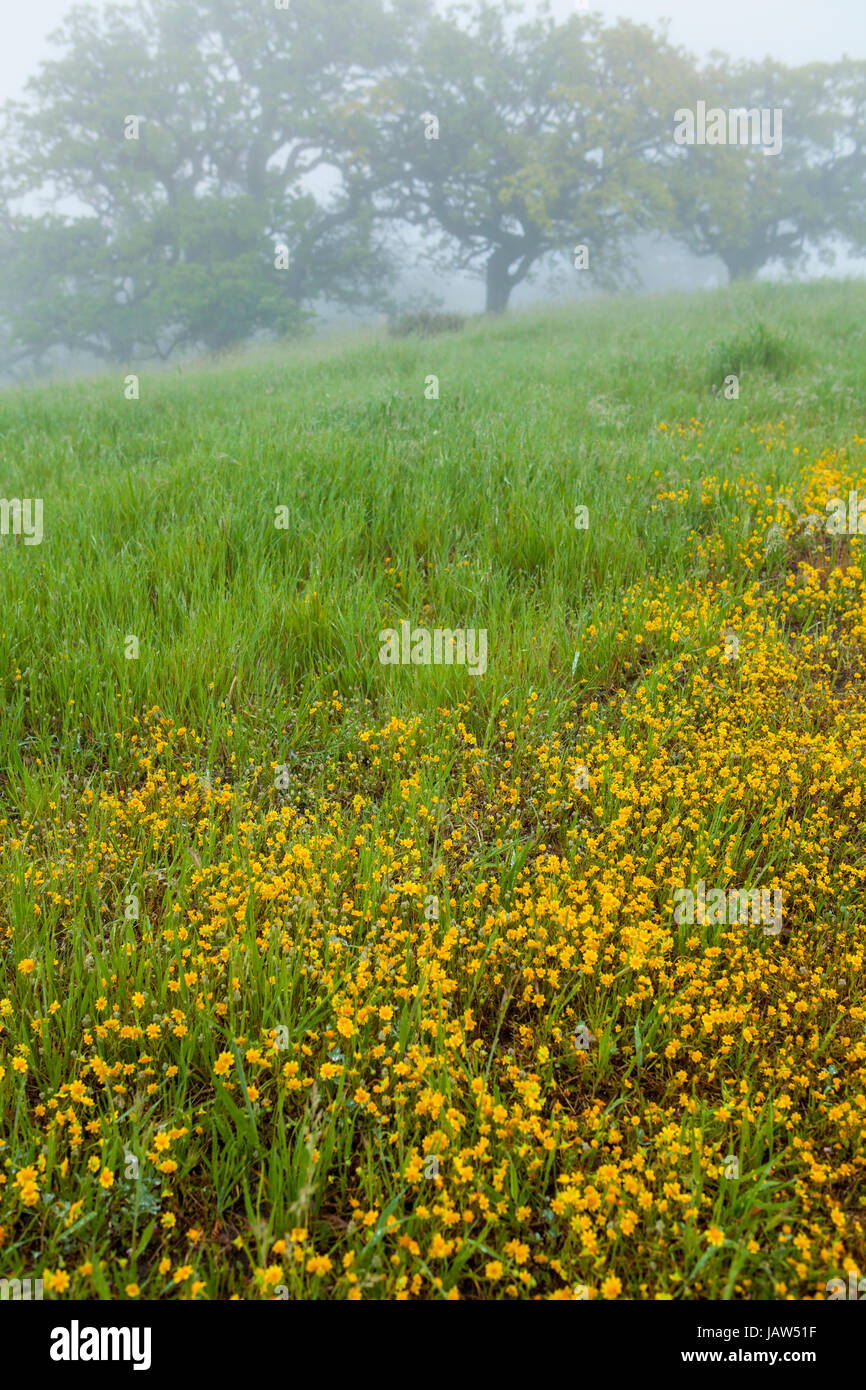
0, 0, 863, 370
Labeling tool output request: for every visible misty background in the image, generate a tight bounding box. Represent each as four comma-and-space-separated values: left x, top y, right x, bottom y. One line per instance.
1, 0, 864, 380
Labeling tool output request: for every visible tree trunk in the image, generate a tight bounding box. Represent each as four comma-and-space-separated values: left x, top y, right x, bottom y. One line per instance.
485, 249, 513, 313
722, 251, 758, 282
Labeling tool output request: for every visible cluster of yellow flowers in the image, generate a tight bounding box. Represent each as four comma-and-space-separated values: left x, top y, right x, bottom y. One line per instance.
1, 437, 865, 1298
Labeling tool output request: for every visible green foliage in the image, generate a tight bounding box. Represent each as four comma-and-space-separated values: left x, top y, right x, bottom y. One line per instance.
0, 277, 859, 754
707, 320, 804, 384
667, 57, 866, 280
0, 0, 401, 365
366, 4, 693, 310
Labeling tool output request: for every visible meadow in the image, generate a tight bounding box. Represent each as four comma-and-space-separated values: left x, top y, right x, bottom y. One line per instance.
1, 278, 865, 1299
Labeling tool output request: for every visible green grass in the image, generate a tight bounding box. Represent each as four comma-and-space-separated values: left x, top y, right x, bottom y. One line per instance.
1, 277, 866, 1300
0, 278, 860, 769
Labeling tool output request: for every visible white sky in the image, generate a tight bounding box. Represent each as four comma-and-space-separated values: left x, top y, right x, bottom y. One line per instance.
0, 0, 864, 104
554, 0, 866, 66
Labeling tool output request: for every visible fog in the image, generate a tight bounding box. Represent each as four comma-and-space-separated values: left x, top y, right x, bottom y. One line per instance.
4, 0, 866, 102
1, 0, 864, 378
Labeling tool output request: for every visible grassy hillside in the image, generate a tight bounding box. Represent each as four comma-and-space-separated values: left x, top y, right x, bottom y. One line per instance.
1, 279, 866, 1299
